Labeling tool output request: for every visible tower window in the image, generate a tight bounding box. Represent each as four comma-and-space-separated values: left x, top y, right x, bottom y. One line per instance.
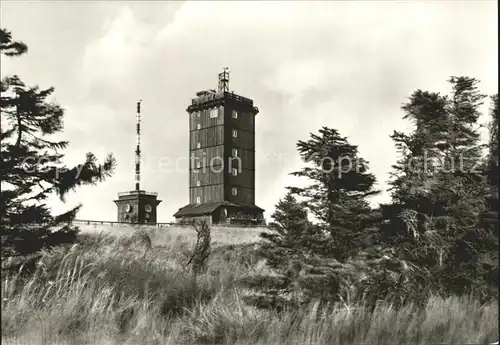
196, 196, 201, 203
232, 129, 238, 138
197, 142, 201, 149
196, 123, 201, 130
232, 168, 238, 176
196, 111, 200, 118
232, 187, 238, 196
232, 110, 238, 119
210, 108, 218, 118
197, 180, 201, 186
232, 148, 238, 157
196, 161, 201, 169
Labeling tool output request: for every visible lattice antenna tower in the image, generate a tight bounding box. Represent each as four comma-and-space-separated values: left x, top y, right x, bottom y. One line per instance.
135, 100, 142, 191
218, 67, 230, 93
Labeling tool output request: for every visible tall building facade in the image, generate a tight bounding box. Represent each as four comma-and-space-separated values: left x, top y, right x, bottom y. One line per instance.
174, 69, 264, 225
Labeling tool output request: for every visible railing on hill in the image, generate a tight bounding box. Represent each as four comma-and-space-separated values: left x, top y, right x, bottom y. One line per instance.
71, 219, 175, 227
70, 219, 267, 228
117, 190, 158, 197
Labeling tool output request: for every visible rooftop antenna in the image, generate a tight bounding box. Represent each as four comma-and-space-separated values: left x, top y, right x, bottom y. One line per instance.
135, 99, 142, 191
218, 67, 230, 93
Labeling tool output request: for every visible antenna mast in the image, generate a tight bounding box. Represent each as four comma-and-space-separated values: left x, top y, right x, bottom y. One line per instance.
218, 67, 230, 93
135, 100, 142, 191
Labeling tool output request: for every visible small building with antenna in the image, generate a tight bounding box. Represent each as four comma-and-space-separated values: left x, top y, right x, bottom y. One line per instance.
173, 68, 265, 225
114, 100, 161, 223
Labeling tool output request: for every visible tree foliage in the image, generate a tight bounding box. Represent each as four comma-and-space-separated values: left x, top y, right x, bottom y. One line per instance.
247, 77, 498, 312
244, 128, 392, 310
186, 220, 211, 276
0, 28, 115, 259
381, 77, 496, 299
288, 127, 380, 259
259, 192, 323, 268
243, 193, 320, 310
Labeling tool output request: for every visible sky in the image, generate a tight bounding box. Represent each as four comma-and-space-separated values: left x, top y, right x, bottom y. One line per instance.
1, 1, 497, 223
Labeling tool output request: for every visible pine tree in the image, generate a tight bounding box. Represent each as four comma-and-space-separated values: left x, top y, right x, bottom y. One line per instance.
243, 192, 320, 311
476, 94, 499, 297
259, 191, 323, 269
282, 128, 388, 306
0, 28, 115, 259
287, 128, 403, 306
243, 128, 403, 310
485, 94, 498, 188
288, 126, 380, 259
383, 77, 493, 298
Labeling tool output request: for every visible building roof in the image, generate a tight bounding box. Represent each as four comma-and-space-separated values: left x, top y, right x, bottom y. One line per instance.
113, 189, 161, 203
173, 201, 264, 217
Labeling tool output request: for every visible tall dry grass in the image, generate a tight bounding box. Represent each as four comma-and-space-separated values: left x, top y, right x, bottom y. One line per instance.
75, 223, 269, 248
1, 226, 498, 345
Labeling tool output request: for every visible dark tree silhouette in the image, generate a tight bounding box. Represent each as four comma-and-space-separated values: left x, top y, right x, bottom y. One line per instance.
382, 77, 496, 299
288, 127, 380, 259
246, 80, 498, 311
243, 128, 394, 310
0, 28, 115, 259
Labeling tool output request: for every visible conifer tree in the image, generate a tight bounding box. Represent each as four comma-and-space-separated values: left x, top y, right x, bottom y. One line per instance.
0, 28, 115, 258
477, 94, 499, 296
288, 127, 380, 259
259, 191, 323, 269
244, 128, 400, 309
383, 77, 494, 298
243, 192, 319, 311
485, 94, 498, 189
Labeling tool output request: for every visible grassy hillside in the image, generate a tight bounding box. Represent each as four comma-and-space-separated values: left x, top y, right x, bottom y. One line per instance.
75, 223, 270, 247
2, 224, 498, 345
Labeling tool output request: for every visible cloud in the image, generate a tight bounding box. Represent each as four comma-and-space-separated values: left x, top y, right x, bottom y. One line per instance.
2, 1, 497, 222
